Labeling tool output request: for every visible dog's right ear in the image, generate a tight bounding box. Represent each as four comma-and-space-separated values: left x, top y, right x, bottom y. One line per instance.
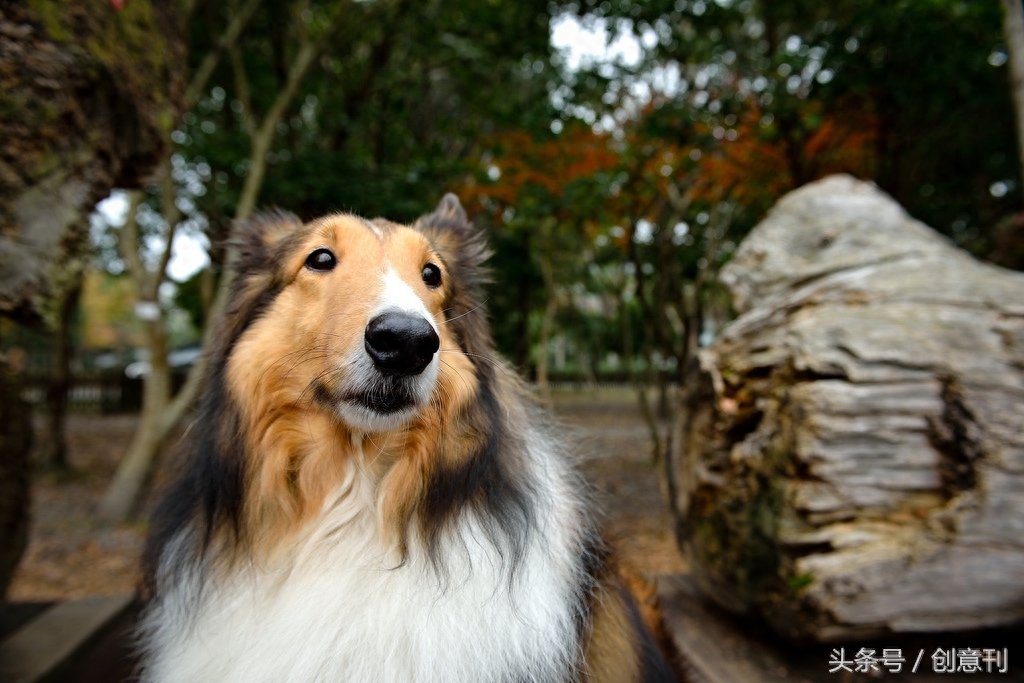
212, 211, 305, 360
231, 209, 305, 278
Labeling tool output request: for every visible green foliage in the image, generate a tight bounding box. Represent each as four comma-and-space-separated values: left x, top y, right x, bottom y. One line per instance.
175, 0, 556, 228
26, 0, 72, 42
568, 0, 1019, 256
130, 0, 1021, 377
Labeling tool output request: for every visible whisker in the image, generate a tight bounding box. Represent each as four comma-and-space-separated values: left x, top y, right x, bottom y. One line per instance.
439, 358, 472, 395
364, 432, 386, 467
432, 381, 455, 418
443, 298, 489, 323
432, 382, 463, 436
441, 350, 510, 375
297, 366, 344, 406
254, 346, 326, 389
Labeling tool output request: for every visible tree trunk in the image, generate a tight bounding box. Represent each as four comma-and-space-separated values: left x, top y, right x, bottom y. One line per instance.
668, 175, 1024, 641
97, 317, 174, 521
535, 258, 558, 400
95, 0, 265, 522
619, 288, 634, 382
655, 371, 671, 419
0, 2, 183, 323
1003, 0, 1024, 204
0, 356, 32, 598
636, 388, 662, 462
41, 278, 82, 471
99, 6, 345, 522
0, 3, 183, 534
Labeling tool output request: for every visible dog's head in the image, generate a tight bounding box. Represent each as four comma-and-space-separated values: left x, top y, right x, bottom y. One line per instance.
220, 194, 488, 436
141, 195, 535, 578
196, 194, 503, 543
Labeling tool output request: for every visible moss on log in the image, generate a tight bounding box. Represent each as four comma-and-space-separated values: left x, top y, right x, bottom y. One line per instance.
0, 0, 183, 322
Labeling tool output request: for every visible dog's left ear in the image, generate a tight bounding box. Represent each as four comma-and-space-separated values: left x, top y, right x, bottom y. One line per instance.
414, 193, 490, 270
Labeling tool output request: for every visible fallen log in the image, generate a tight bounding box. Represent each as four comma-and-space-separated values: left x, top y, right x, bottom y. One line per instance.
667, 175, 1024, 641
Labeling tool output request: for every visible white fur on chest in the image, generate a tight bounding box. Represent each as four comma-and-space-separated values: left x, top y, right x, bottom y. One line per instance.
141, 445, 589, 683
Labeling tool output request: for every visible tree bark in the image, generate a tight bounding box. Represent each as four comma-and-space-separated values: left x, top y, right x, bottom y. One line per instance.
100, 4, 347, 522
0, 3, 183, 538
1003, 0, 1024, 205
0, 1, 183, 322
0, 356, 32, 598
41, 278, 82, 471
669, 175, 1024, 641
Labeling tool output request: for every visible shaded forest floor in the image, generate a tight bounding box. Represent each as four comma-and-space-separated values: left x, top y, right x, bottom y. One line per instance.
8, 388, 685, 601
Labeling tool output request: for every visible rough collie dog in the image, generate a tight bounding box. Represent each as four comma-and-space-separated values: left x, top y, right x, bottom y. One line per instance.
138, 195, 680, 683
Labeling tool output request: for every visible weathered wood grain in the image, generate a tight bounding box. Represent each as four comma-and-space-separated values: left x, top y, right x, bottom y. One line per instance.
668, 175, 1024, 641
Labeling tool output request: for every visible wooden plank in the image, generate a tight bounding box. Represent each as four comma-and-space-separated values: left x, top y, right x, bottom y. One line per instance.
658, 575, 815, 683
0, 594, 134, 683
658, 574, 1024, 683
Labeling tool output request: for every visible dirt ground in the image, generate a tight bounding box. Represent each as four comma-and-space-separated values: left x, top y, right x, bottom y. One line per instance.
551, 388, 687, 577
7, 388, 685, 601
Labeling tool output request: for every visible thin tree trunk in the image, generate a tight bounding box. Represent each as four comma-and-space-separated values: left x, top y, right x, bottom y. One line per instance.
98, 1, 266, 522
1004, 0, 1024, 207
100, 7, 346, 522
184, 0, 263, 108
0, 357, 32, 598
98, 190, 176, 521
232, 39, 319, 222
513, 234, 533, 373
98, 317, 173, 521
636, 348, 663, 463
535, 257, 558, 401
41, 279, 82, 471
619, 288, 634, 382
625, 225, 666, 461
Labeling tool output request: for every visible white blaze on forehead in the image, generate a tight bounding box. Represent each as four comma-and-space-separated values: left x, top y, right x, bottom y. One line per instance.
373, 268, 437, 331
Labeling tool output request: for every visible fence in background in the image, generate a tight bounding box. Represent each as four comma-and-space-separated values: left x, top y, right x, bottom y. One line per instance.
19, 371, 189, 413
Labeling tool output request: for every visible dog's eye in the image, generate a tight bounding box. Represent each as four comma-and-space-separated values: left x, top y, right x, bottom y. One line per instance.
421, 263, 442, 288
305, 248, 337, 272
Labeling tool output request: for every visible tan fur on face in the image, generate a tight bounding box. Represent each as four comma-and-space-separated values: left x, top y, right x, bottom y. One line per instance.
225, 214, 480, 553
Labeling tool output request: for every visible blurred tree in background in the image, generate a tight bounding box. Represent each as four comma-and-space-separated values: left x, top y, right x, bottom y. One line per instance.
0, 0, 184, 591
2, 0, 1018, 519
465, 0, 1019, 450
557, 0, 1017, 248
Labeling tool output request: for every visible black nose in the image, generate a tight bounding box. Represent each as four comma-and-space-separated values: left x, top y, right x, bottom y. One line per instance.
364, 312, 440, 376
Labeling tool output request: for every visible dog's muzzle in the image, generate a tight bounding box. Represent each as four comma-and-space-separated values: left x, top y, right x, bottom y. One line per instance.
364, 312, 440, 377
